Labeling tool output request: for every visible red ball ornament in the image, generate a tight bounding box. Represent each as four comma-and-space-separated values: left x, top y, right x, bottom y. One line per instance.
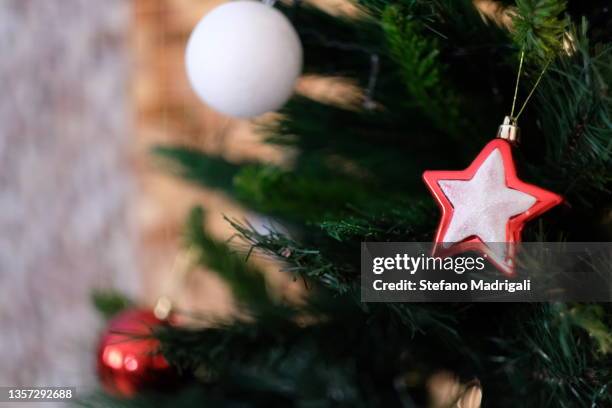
97, 309, 174, 397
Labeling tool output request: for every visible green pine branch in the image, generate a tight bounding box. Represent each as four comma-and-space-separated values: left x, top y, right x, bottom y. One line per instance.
381, 5, 465, 136
512, 0, 569, 66
535, 22, 612, 206
226, 216, 353, 294
496, 303, 612, 407
233, 164, 375, 221
153, 146, 244, 193
319, 202, 436, 242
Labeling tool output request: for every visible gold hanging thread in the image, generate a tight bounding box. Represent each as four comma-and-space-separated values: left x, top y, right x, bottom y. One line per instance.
498, 48, 553, 144
509, 49, 526, 120
514, 58, 552, 120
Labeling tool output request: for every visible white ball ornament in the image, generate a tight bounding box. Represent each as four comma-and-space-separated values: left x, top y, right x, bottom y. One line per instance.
185, 0, 303, 118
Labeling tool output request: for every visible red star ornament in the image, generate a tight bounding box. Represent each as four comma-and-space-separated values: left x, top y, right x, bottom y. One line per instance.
422, 139, 562, 276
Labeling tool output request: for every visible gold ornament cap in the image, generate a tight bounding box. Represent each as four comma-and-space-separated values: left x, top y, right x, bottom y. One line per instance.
496, 116, 520, 144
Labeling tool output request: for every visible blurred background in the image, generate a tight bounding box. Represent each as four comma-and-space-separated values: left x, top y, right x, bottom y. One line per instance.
0, 0, 304, 394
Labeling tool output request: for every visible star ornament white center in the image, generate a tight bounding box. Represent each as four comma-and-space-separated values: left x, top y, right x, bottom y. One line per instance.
423, 139, 563, 276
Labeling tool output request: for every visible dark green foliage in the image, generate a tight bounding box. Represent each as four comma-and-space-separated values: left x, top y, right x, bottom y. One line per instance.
228, 216, 354, 293
535, 22, 612, 206
233, 164, 374, 220
134, 212, 459, 407
381, 5, 465, 136
280, 1, 385, 78
567, 304, 612, 355
494, 303, 612, 407
153, 146, 243, 192
152, 300, 456, 407
319, 202, 436, 242
91, 289, 133, 320
96, 0, 612, 406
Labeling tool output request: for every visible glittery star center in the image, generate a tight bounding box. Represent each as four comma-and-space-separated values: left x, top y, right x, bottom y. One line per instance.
438, 149, 536, 245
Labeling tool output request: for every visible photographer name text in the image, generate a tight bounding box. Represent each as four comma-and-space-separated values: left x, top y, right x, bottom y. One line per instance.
373, 279, 531, 293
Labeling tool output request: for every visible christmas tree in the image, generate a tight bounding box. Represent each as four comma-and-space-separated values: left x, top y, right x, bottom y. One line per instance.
86, 0, 611, 406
